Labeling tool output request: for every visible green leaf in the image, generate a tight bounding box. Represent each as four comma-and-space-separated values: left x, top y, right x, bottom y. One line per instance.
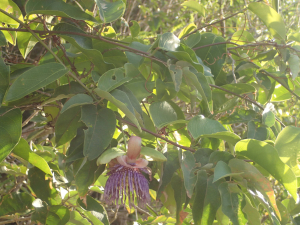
209, 151, 234, 166
262, 105, 275, 127
6, 63, 69, 102
231, 30, 255, 45
68, 210, 90, 224
96, 148, 125, 165
218, 183, 247, 225
26, 0, 97, 22
288, 54, 300, 79
200, 131, 241, 145
98, 68, 131, 92
12, 138, 52, 175
181, 151, 197, 198
130, 21, 140, 38
0, 56, 9, 104
0, 0, 23, 26
81, 106, 116, 160
53, 23, 107, 73
94, 88, 141, 131
182, 66, 213, 112
55, 107, 84, 147
228, 159, 281, 220
181, 0, 205, 16
242, 195, 261, 225
168, 62, 183, 92
61, 94, 93, 114
77, 195, 109, 225
171, 175, 186, 224
188, 115, 226, 139
28, 167, 60, 205
248, 2, 286, 40
236, 139, 297, 201
149, 101, 177, 129
157, 147, 180, 198
74, 159, 105, 196
125, 42, 150, 67
0, 193, 34, 216
194, 33, 226, 77
275, 126, 300, 174
95, 0, 126, 23
158, 32, 180, 51
179, 23, 197, 39
213, 161, 243, 183
185, 32, 201, 48
0, 108, 21, 163
0, 30, 6, 46
66, 128, 85, 163
193, 172, 222, 225
141, 147, 167, 161
247, 121, 269, 141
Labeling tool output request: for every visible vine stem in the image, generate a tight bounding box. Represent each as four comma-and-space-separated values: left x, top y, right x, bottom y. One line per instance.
0, 9, 94, 98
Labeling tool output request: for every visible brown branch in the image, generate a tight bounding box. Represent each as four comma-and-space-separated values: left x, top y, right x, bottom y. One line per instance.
118, 118, 196, 152
193, 41, 238, 51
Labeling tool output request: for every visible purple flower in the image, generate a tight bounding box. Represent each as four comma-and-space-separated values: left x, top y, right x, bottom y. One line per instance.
103, 136, 151, 207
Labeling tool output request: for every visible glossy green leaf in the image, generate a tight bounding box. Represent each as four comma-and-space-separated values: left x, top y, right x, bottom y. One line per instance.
6, 63, 69, 102
53, 23, 107, 73
275, 126, 300, 174
26, 0, 97, 22
188, 115, 226, 139
157, 147, 180, 198
235, 139, 297, 201
149, 101, 177, 128
68, 210, 90, 224
0, 193, 34, 216
262, 105, 275, 127
242, 195, 261, 225
193, 172, 222, 225
12, 138, 51, 175
185, 32, 201, 48
288, 54, 299, 79
248, 2, 286, 40
171, 175, 186, 224
78, 195, 109, 225
125, 42, 150, 67
168, 62, 183, 92
98, 68, 132, 92
0, 108, 21, 163
247, 121, 269, 141
218, 183, 247, 225
213, 161, 242, 183
181, 0, 205, 16
0, 56, 9, 104
95, 88, 141, 131
28, 167, 60, 205
228, 159, 281, 220
55, 107, 84, 147
200, 131, 241, 145
182, 66, 213, 112
61, 94, 93, 114
181, 151, 197, 198
81, 106, 116, 160
75, 159, 105, 196
209, 151, 234, 166
231, 30, 255, 45
65, 128, 85, 163
158, 33, 180, 51
0, 30, 6, 46
130, 21, 140, 38
97, 148, 125, 165
141, 147, 167, 161
194, 33, 226, 77
95, 0, 126, 23
0, 0, 23, 26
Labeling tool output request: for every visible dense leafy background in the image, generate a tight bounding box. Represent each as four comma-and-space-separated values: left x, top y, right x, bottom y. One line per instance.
1, 0, 300, 224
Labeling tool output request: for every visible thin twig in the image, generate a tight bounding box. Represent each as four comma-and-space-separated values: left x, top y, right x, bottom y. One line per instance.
118, 118, 196, 152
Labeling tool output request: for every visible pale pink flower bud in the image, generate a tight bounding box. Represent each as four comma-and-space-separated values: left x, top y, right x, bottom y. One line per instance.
126, 136, 142, 163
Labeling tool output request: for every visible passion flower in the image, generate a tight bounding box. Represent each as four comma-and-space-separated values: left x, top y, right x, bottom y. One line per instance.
103, 136, 151, 207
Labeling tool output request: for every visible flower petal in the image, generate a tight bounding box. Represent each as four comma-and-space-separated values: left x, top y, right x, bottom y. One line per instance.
133, 158, 148, 168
